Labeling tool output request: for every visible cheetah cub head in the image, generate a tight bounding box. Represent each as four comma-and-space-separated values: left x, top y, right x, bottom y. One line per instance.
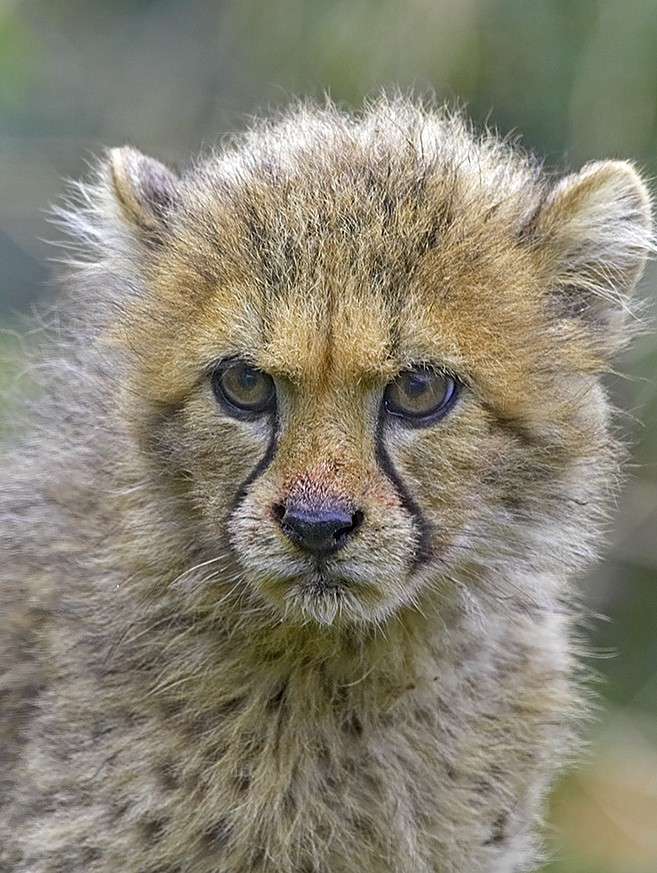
101, 101, 651, 628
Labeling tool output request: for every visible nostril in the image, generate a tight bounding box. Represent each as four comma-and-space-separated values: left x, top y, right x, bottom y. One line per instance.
349, 509, 365, 533
275, 503, 363, 556
334, 509, 364, 546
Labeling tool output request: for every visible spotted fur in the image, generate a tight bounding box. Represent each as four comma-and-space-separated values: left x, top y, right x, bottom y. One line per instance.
0, 97, 652, 872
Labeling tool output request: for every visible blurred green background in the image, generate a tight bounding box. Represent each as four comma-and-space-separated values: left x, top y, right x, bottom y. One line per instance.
1, 1, 656, 869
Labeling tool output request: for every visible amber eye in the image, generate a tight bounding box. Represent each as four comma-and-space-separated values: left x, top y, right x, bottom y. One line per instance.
384, 367, 458, 426
211, 360, 276, 418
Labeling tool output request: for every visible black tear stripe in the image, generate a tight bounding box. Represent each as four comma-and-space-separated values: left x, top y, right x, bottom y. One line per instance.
230, 414, 280, 514
375, 409, 434, 568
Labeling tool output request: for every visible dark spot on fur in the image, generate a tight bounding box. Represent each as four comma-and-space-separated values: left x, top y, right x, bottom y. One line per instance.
349, 814, 376, 838
550, 283, 590, 319
281, 785, 298, 818
110, 799, 130, 822
140, 166, 177, 223
318, 663, 352, 706
368, 251, 389, 290
267, 680, 288, 710
240, 730, 265, 758
90, 717, 113, 740
380, 192, 396, 224
248, 845, 267, 868
484, 407, 536, 448
211, 743, 229, 761
185, 700, 246, 738
414, 706, 436, 727
219, 694, 248, 715
343, 712, 363, 737
141, 816, 169, 844
338, 207, 362, 238
185, 714, 214, 737
378, 710, 394, 727
265, 237, 299, 291
186, 249, 224, 286
160, 698, 184, 718
316, 741, 339, 789
516, 189, 549, 241
233, 765, 252, 792
317, 740, 332, 767
139, 867, 182, 873
422, 222, 439, 253
243, 202, 268, 250
259, 647, 285, 663
80, 846, 102, 864
203, 817, 232, 847
157, 759, 179, 792
484, 812, 509, 847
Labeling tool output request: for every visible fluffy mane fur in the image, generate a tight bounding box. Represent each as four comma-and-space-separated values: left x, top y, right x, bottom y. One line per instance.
0, 97, 652, 873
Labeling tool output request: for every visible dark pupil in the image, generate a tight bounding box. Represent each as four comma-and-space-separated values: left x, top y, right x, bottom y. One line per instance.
238, 367, 259, 393
396, 370, 446, 413
403, 372, 431, 398
221, 363, 272, 409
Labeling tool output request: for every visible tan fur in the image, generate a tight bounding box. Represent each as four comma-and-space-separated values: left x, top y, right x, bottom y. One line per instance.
0, 97, 652, 872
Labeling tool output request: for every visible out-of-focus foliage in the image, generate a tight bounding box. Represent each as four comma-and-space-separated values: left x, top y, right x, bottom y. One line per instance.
1, 1, 656, 870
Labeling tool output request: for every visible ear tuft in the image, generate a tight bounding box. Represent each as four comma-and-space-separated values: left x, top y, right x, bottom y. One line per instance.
108, 147, 179, 236
533, 161, 653, 354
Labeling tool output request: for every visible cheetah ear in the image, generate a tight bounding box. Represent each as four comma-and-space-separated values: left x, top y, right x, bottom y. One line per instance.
107, 147, 179, 239
531, 160, 653, 354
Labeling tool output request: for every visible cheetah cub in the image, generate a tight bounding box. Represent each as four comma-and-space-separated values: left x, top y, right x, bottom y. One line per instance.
0, 98, 652, 873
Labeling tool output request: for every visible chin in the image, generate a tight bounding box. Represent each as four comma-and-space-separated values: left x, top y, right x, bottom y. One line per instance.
249, 562, 411, 629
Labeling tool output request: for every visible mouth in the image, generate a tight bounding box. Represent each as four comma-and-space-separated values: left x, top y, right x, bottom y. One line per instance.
286, 575, 352, 626
271, 560, 396, 628
297, 565, 348, 597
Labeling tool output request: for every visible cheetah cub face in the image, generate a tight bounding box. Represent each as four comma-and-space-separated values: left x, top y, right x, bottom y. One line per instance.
177, 304, 464, 629
219, 350, 461, 628
107, 106, 651, 630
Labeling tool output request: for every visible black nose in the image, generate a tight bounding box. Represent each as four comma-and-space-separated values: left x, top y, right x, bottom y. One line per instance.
274, 503, 364, 556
